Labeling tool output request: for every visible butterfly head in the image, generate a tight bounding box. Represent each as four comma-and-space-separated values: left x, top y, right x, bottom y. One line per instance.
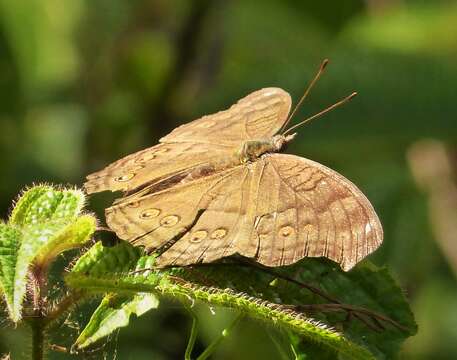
272, 133, 296, 151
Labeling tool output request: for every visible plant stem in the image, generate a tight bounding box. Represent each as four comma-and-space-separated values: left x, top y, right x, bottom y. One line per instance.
31, 265, 45, 311
184, 306, 199, 360
196, 313, 244, 360
31, 318, 45, 360
29, 265, 47, 360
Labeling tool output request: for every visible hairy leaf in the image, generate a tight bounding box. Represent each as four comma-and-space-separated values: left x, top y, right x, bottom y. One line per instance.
285, 260, 417, 359
176, 259, 417, 359
74, 292, 159, 350
10, 185, 85, 226
0, 186, 95, 321
71, 240, 143, 275
67, 239, 416, 358
32, 215, 96, 266
0, 223, 21, 317
68, 242, 378, 359
68, 241, 159, 294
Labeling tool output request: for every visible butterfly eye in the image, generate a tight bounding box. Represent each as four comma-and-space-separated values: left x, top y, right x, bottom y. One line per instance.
140, 208, 161, 219
160, 215, 180, 227
211, 228, 227, 239
189, 230, 208, 243
279, 225, 294, 237
127, 201, 140, 208
115, 173, 135, 182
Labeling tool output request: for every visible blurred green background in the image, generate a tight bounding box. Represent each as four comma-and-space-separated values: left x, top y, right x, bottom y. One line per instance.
1, 0, 457, 359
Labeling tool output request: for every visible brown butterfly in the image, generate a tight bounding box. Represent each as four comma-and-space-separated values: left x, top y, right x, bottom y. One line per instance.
84, 61, 382, 271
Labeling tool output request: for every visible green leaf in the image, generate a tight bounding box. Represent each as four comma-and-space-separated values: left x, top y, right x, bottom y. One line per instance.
0, 185, 95, 322
67, 242, 416, 359
67, 241, 158, 294
182, 259, 416, 359
73, 292, 159, 350
0, 223, 21, 317
10, 185, 85, 226
33, 215, 96, 266
70, 240, 143, 275
157, 259, 416, 359
285, 260, 417, 359
67, 242, 374, 359
289, 333, 338, 360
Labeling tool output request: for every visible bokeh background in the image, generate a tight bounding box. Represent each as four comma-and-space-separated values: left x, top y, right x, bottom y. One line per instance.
1, 0, 457, 359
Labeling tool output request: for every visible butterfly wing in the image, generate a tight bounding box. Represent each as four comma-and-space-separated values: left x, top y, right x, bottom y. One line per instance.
153, 165, 253, 266
86, 86, 381, 271
160, 87, 291, 145
84, 88, 291, 195
84, 142, 232, 194
157, 154, 382, 271
104, 166, 244, 251
251, 154, 383, 271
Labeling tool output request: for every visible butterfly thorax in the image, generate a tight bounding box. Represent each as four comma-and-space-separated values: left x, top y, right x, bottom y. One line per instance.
238, 133, 296, 163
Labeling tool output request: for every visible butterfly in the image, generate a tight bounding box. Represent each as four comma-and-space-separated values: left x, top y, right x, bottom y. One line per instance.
84, 61, 383, 271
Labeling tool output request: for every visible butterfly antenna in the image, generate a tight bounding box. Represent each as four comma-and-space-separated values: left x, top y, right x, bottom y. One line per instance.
279, 59, 329, 134
283, 92, 357, 136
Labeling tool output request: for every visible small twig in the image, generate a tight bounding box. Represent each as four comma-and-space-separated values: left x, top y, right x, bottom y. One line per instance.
183, 304, 199, 360
49, 344, 68, 353
196, 313, 244, 360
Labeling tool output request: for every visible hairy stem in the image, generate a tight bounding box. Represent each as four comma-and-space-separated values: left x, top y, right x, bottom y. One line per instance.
31, 318, 45, 360
29, 265, 48, 360
28, 271, 84, 358
31, 265, 47, 311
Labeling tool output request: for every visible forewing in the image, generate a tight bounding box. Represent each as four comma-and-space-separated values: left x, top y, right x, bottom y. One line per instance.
84, 87, 291, 195
160, 88, 291, 145
246, 154, 383, 271
84, 142, 232, 195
